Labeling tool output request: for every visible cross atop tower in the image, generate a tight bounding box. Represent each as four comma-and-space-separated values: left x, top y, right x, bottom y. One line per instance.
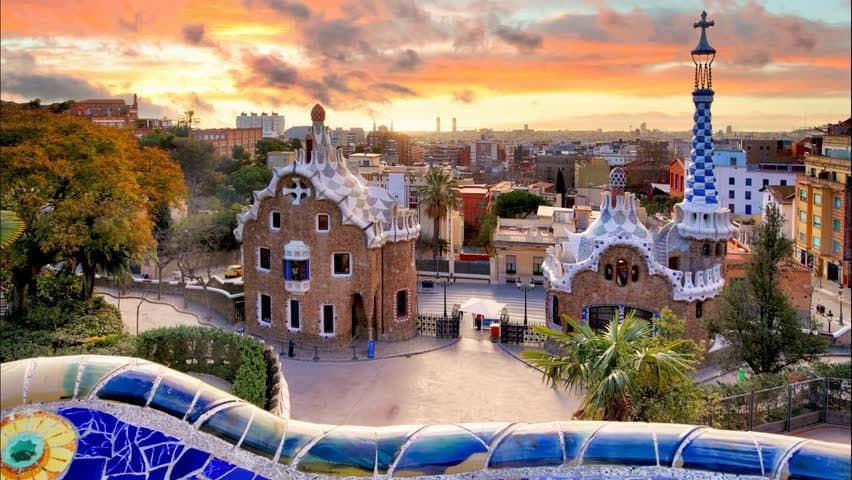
693, 11, 714, 34
691, 11, 716, 55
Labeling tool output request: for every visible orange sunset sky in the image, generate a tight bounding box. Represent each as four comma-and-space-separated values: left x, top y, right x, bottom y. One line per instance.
1, 0, 850, 131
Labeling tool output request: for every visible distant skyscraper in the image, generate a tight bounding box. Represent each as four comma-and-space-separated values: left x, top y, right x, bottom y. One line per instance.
236, 111, 283, 138
452, 118, 456, 132
524, 124, 528, 131
436, 117, 441, 133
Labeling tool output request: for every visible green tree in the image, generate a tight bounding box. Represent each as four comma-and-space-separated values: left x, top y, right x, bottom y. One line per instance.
254, 137, 290, 164
708, 204, 826, 373
223, 165, 273, 204
170, 137, 217, 189
0, 103, 185, 306
493, 190, 551, 218
418, 169, 459, 259
231, 145, 251, 162
522, 312, 695, 421
477, 212, 497, 252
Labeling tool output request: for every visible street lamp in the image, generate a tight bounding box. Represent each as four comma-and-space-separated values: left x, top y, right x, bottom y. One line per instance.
436, 272, 454, 320
826, 310, 834, 333
516, 278, 536, 326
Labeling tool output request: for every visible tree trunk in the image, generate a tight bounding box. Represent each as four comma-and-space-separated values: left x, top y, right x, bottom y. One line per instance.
433, 217, 441, 261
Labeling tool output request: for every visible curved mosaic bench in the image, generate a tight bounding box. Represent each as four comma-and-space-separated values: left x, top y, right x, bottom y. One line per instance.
1, 356, 848, 480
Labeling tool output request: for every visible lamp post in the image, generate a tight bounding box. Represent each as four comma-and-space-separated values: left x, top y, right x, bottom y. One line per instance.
437, 272, 454, 320
826, 310, 834, 334
516, 278, 536, 326
839, 287, 845, 326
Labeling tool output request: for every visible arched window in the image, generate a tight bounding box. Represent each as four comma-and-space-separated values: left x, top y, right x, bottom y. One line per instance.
615, 259, 628, 287
696, 300, 703, 318
631, 265, 640, 282
604, 264, 613, 280
551, 296, 561, 326
715, 242, 722, 256
702, 243, 711, 256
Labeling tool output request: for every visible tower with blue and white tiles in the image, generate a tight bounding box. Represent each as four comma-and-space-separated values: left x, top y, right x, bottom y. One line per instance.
674, 11, 735, 241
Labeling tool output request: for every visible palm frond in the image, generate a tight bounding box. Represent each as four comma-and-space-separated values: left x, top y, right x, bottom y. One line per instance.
0, 210, 26, 249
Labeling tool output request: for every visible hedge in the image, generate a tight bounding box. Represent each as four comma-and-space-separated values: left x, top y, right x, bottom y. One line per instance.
135, 326, 267, 407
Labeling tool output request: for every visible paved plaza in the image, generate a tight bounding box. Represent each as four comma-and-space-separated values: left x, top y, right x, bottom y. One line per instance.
282, 327, 580, 426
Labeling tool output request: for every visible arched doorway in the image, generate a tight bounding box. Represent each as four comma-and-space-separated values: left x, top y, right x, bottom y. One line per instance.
351, 294, 366, 340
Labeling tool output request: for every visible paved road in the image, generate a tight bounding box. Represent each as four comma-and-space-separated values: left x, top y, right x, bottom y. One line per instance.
417, 281, 547, 326
282, 327, 580, 426
96, 288, 232, 334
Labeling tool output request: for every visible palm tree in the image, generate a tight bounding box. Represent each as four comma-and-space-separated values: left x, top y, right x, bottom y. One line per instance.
522, 313, 695, 421
0, 210, 25, 249
418, 169, 459, 261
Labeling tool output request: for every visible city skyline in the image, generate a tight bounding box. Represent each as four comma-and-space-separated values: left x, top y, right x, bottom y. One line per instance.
1, 0, 850, 131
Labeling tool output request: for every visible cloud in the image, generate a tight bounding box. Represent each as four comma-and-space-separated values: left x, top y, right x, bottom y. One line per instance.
0, 72, 111, 102
117, 11, 145, 32
371, 82, 417, 96
263, 0, 311, 19
243, 53, 299, 87
392, 0, 428, 23
390, 49, 421, 72
453, 19, 486, 50
323, 73, 351, 93
494, 25, 543, 52
182, 24, 206, 45
304, 18, 374, 62
453, 89, 476, 103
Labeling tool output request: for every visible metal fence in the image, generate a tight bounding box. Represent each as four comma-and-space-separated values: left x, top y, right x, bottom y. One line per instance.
499, 321, 547, 346
712, 377, 851, 433
415, 259, 449, 273
416, 309, 460, 339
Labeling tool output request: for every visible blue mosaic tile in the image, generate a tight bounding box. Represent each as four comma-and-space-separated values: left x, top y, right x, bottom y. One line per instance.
96, 365, 161, 406
785, 440, 852, 480
559, 421, 606, 465
149, 372, 202, 419
170, 447, 211, 479
297, 426, 377, 476
377, 425, 421, 474
750, 432, 803, 477
198, 403, 253, 446
64, 457, 106, 480
149, 466, 169, 480
76, 356, 127, 399
278, 420, 326, 465
489, 423, 563, 468
461, 422, 511, 445
238, 408, 286, 460
105, 424, 146, 475
583, 423, 657, 466
677, 430, 762, 476
652, 424, 701, 467
393, 425, 489, 477
186, 387, 238, 423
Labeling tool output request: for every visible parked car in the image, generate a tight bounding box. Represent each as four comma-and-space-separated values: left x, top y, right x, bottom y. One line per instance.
224, 265, 243, 278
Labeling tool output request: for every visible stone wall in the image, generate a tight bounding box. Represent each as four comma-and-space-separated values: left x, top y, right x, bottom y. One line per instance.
184, 285, 243, 325
241, 173, 416, 349
550, 245, 714, 341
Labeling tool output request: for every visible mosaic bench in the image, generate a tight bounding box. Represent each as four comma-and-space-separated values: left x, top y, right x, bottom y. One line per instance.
1, 355, 848, 480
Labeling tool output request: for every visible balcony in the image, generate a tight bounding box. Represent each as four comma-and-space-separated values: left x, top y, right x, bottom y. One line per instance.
285, 280, 310, 294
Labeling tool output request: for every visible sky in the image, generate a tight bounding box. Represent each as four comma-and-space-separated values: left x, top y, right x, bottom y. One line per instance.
1, 0, 850, 132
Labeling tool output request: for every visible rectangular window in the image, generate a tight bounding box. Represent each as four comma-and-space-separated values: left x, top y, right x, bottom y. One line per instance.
322, 304, 335, 335
780, 180, 787, 186
813, 193, 822, 206
745, 191, 752, 200
283, 259, 309, 281
799, 210, 806, 222
270, 211, 281, 230
745, 178, 752, 186
833, 241, 841, 253
728, 190, 735, 199
506, 255, 517, 274
812, 236, 821, 249
763, 179, 770, 187
289, 299, 300, 329
332, 253, 351, 276
728, 204, 734, 212
800, 189, 807, 200
834, 219, 842, 231
729, 177, 735, 185
258, 247, 271, 271
745, 205, 752, 215
798, 231, 806, 242
835, 197, 842, 208
813, 215, 821, 227
396, 290, 408, 318
729, 157, 736, 166
258, 294, 271, 325
533, 256, 544, 276
316, 213, 330, 232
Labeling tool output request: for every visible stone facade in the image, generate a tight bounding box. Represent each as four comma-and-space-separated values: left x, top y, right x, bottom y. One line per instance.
548, 245, 714, 342
237, 105, 419, 349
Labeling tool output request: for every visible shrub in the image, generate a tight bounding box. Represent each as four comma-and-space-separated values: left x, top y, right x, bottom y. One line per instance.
135, 326, 267, 407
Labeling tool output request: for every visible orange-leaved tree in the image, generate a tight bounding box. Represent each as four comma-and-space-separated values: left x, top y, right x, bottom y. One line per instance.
0, 103, 185, 309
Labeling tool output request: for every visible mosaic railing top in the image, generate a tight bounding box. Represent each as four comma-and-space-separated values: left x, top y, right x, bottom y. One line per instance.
1, 355, 849, 480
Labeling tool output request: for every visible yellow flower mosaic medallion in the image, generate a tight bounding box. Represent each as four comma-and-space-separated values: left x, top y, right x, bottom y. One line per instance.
1, 411, 76, 480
